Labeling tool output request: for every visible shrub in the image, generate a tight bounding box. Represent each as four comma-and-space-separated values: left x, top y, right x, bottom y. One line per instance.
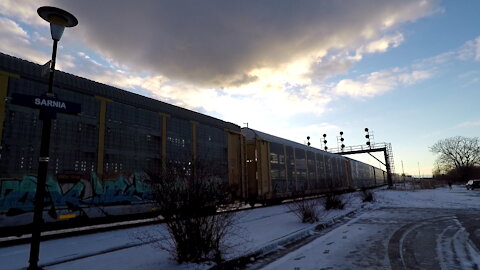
360, 188, 375, 203
418, 179, 436, 189
324, 192, 345, 210
287, 197, 321, 223
148, 160, 237, 264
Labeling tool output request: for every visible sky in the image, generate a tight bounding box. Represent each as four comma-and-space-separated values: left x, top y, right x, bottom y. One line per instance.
0, 0, 479, 176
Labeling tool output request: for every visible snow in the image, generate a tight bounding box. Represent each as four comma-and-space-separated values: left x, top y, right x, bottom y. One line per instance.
0, 185, 479, 270
262, 185, 480, 270
374, 185, 480, 209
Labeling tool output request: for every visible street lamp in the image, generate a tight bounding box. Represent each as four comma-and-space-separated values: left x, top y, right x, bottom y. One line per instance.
28, 6, 77, 270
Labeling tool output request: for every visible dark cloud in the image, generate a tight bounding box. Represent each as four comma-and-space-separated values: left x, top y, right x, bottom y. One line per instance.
53, 0, 438, 87
310, 55, 357, 81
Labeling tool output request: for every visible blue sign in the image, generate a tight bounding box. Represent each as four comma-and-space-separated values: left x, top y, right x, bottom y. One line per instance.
11, 93, 81, 119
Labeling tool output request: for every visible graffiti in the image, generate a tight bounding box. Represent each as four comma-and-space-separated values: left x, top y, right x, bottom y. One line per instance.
0, 172, 153, 217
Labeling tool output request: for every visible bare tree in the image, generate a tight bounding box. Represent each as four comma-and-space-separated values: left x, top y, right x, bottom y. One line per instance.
430, 136, 480, 181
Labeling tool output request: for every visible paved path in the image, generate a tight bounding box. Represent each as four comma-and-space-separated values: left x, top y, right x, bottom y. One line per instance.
261, 208, 480, 270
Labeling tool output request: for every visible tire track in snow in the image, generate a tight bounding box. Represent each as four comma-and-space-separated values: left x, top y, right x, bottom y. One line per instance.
436, 218, 480, 270
389, 214, 480, 270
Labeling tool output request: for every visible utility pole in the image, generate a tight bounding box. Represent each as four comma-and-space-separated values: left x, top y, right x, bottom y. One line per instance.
418, 161, 421, 179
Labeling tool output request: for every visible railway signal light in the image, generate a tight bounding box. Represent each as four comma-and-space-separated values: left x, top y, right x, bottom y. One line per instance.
338, 131, 345, 151
321, 134, 328, 151
365, 127, 371, 147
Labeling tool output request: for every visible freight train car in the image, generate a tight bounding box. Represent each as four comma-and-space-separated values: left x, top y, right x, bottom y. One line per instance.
242, 128, 385, 204
0, 53, 245, 231
0, 52, 387, 233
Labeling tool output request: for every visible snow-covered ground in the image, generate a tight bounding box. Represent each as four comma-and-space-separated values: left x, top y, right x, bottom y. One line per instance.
375, 184, 480, 209
261, 185, 480, 270
0, 185, 479, 270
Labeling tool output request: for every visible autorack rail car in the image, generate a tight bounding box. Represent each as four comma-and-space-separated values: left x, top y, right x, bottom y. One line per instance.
0, 53, 386, 232
242, 128, 386, 204
0, 53, 245, 231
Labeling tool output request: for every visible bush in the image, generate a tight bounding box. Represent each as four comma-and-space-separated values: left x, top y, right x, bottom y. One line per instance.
324, 192, 345, 210
360, 188, 375, 203
149, 161, 237, 264
418, 179, 436, 189
287, 197, 321, 223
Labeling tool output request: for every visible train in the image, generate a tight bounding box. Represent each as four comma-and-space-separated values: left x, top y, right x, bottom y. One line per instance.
242, 128, 386, 205
0, 52, 386, 233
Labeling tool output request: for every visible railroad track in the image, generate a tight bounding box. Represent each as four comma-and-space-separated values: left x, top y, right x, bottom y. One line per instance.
0, 186, 385, 247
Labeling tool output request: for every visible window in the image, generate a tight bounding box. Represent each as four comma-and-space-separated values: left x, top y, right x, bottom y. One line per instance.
270, 153, 278, 164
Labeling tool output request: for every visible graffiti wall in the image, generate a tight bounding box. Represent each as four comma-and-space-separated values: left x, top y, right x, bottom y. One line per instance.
0, 172, 153, 223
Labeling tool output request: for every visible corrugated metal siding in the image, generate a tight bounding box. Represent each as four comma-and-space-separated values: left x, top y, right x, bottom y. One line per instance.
242, 127, 339, 159
0, 53, 240, 179
0, 53, 239, 131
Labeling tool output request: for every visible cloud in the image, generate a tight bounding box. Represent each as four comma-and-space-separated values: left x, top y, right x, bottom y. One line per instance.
50, 0, 439, 87
310, 52, 359, 81
0, 0, 46, 26
0, 17, 49, 63
459, 36, 480, 61
421, 119, 480, 140
458, 70, 480, 87
150, 80, 332, 127
333, 68, 432, 98
457, 120, 480, 128
414, 36, 480, 69
0, 17, 29, 38
62, 52, 168, 99
358, 33, 404, 54
0, 1, 447, 142
476, 37, 480, 61
309, 33, 405, 81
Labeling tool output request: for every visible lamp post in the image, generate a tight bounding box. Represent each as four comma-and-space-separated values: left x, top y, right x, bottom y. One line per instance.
28, 6, 78, 270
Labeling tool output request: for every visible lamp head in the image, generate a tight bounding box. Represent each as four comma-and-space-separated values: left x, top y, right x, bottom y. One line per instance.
38, 6, 78, 41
